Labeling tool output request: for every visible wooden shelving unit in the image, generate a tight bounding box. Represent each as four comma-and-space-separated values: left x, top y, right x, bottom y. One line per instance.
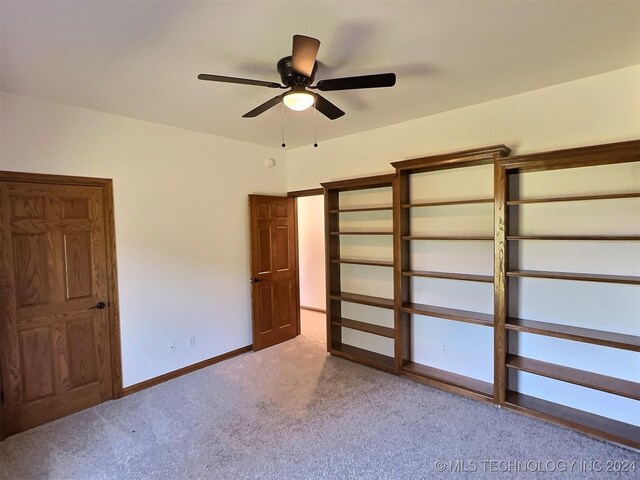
391, 145, 511, 397
318, 140, 639, 449
322, 174, 398, 373
495, 139, 640, 449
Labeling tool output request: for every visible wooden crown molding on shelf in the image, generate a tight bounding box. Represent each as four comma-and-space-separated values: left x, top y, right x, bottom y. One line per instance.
497, 139, 640, 173
391, 145, 512, 173
320, 173, 396, 191
287, 187, 324, 197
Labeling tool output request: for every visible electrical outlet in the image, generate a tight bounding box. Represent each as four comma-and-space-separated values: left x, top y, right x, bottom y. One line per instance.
442, 344, 447, 353
168, 341, 176, 353
188, 336, 196, 347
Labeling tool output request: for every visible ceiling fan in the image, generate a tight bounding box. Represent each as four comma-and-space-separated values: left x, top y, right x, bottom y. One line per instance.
198, 35, 396, 120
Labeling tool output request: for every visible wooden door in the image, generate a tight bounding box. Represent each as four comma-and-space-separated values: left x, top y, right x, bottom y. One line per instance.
0, 178, 116, 437
249, 195, 299, 350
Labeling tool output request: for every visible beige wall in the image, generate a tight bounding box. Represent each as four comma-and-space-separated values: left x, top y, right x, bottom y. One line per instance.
0, 91, 287, 387
287, 65, 640, 190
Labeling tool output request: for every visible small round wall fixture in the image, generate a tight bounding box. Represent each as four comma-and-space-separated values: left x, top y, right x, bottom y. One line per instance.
265, 158, 276, 168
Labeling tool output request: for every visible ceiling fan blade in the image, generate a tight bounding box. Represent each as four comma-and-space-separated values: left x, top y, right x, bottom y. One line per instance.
316, 73, 396, 91
198, 74, 282, 89
291, 35, 320, 77
313, 93, 345, 120
242, 95, 283, 118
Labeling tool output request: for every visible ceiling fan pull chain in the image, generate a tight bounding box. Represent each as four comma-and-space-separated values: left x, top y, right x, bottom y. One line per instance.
281, 102, 286, 148
313, 101, 318, 148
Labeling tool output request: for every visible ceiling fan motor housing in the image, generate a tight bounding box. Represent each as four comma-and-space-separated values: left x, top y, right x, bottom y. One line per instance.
277, 56, 317, 87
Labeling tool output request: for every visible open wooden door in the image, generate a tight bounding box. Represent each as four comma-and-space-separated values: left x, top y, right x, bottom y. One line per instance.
249, 195, 299, 351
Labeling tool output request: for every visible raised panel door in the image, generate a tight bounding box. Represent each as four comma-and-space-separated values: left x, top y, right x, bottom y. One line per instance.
249, 195, 299, 350
0, 180, 114, 436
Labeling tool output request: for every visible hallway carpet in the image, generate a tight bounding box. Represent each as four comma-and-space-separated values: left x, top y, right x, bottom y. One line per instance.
1, 311, 638, 479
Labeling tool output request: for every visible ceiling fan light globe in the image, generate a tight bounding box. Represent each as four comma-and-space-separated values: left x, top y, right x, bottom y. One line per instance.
283, 92, 314, 111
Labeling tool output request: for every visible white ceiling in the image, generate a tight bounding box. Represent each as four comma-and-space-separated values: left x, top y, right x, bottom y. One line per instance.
1, 1, 639, 148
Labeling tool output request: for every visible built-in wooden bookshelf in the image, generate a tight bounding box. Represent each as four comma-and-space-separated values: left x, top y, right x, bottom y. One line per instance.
495, 139, 640, 450
322, 174, 398, 373
391, 145, 511, 398
319, 140, 640, 450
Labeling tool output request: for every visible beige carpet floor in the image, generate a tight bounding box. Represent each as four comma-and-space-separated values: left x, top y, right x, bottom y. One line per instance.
1, 310, 638, 479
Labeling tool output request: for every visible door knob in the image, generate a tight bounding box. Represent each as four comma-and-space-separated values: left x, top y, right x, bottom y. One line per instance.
250, 277, 262, 284
91, 302, 106, 310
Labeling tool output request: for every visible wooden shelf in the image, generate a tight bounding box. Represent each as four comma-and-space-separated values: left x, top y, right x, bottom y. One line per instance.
505, 317, 640, 352
402, 198, 493, 208
403, 270, 493, 283
332, 317, 394, 338
506, 355, 640, 400
507, 270, 640, 285
330, 231, 393, 236
329, 206, 392, 213
329, 292, 394, 310
496, 141, 640, 449
401, 302, 493, 327
507, 192, 640, 205
403, 362, 493, 399
331, 343, 396, 373
325, 174, 397, 377
507, 235, 640, 241
505, 391, 640, 449
402, 235, 493, 241
331, 258, 394, 267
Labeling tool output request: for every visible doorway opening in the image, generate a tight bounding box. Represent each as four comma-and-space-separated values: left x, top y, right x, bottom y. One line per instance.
292, 190, 326, 346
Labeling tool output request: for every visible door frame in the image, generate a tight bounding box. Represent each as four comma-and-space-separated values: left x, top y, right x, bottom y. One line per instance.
287, 187, 325, 335
0, 170, 124, 401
